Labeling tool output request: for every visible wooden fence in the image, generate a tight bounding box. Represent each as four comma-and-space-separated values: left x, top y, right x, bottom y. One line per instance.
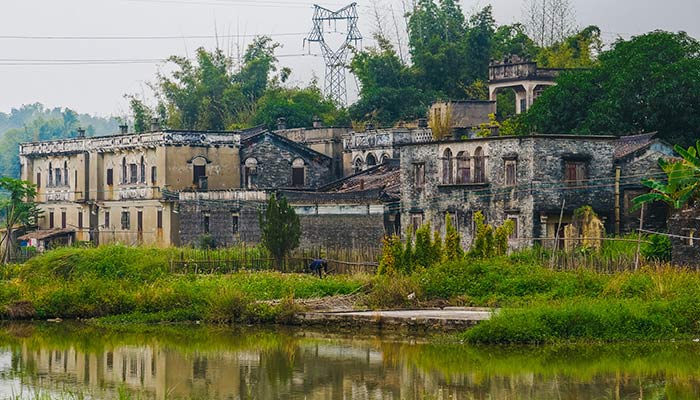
168, 246, 380, 275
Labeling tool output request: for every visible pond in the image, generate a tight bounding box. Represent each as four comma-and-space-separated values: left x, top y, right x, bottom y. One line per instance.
1, 323, 700, 399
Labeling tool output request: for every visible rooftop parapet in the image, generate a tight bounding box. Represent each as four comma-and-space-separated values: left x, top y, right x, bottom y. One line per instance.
19, 130, 241, 158
488, 56, 562, 83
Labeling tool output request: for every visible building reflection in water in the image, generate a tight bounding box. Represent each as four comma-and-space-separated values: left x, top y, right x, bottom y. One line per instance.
3, 327, 700, 399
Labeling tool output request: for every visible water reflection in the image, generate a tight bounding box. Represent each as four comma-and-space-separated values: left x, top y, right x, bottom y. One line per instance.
0, 323, 700, 399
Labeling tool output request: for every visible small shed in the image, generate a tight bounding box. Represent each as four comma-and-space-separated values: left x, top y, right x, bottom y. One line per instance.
18, 229, 75, 252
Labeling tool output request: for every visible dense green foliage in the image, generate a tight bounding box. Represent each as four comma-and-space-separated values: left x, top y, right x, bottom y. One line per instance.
634, 140, 700, 210
0, 178, 40, 263
527, 31, 700, 146
252, 85, 348, 130
259, 195, 301, 269
0, 104, 118, 178
0, 245, 367, 322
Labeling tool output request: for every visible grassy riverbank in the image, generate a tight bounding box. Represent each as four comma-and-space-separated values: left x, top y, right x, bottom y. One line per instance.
3, 245, 700, 344
0, 245, 369, 324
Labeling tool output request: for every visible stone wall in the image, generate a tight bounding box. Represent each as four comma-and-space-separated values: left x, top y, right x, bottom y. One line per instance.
298, 214, 386, 249
178, 200, 264, 247
240, 134, 333, 189
669, 208, 700, 266
400, 135, 616, 250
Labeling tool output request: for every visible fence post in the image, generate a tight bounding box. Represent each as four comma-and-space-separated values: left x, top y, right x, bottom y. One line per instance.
634, 204, 645, 271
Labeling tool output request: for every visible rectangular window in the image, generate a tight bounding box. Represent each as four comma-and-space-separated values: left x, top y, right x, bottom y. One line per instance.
410, 212, 424, 232
129, 164, 138, 184
137, 211, 143, 232
49, 211, 55, 229
151, 166, 157, 185
505, 160, 517, 186
121, 211, 130, 230
61, 211, 66, 229
55, 168, 62, 186
507, 216, 519, 239
232, 214, 239, 234
106, 169, 114, 186
36, 173, 41, 189
292, 167, 305, 187
564, 161, 586, 186
414, 163, 425, 191
193, 165, 206, 185
203, 214, 210, 234
105, 211, 110, 228
157, 210, 163, 229
78, 211, 83, 229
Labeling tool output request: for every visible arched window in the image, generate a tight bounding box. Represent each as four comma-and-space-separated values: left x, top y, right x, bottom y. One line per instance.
354, 157, 364, 174
292, 158, 305, 187
474, 147, 485, 183
366, 153, 377, 167
64, 161, 69, 186
442, 148, 454, 184
380, 154, 391, 164
121, 158, 127, 184
457, 151, 470, 184
244, 158, 258, 189
140, 156, 146, 184
48, 162, 53, 187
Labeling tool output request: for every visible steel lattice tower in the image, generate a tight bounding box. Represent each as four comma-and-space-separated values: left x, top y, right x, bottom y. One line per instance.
305, 3, 362, 106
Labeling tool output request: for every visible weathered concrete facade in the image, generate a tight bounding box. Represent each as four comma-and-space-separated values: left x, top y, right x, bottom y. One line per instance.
400, 135, 617, 248
20, 130, 241, 247
429, 100, 496, 137
275, 126, 350, 179
240, 132, 334, 190
343, 127, 432, 175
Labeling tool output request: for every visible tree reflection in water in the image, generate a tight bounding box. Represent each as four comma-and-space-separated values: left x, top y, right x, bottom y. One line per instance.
0, 323, 699, 399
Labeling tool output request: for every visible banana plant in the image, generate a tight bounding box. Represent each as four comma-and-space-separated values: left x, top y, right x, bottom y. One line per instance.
633, 140, 700, 210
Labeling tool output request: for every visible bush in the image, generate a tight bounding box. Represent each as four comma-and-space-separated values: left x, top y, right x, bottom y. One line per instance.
363, 275, 420, 309
643, 234, 672, 262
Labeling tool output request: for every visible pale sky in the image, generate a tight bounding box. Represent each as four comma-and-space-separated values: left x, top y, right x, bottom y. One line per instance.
1, 0, 698, 117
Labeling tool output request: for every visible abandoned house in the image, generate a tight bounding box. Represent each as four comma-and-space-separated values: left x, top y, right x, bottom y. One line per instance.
19, 125, 241, 247
488, 56, 561, 114
399, 134, 619, 249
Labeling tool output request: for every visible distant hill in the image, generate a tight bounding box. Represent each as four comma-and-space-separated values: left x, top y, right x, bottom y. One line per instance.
0, 103, 120, 178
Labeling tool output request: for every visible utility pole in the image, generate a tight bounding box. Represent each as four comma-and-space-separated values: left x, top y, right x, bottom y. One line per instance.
305, 3, 362, 106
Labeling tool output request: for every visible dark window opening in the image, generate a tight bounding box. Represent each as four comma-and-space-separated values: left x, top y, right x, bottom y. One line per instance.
507, 216, 519, 239
49, 212, 55, 229
456, 151, 470, 184
48, 162, 53, 186
410, 213, 424, 232
291, 158, 305, 187
232, 214, 239, 234
61, 211, 66, 229
105, 211, 110, 228
36, 173, 41, 189
121, 211, 130, 230
140, 157, 146, 184
137, 211, 143, 232
55, 168, 62, 186
151, 166, 157, 185
78, 211, 83, 229
106, 169, 114, 186
193, 165, 206, 186
157, 210, 163, 229
366, 153, 377, 167
203, 215, 210, 234
121, 158, 127, 184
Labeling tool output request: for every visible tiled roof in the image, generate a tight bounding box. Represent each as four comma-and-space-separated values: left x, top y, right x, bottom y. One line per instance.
613, 133, 657, 160
325, 160, 401, 200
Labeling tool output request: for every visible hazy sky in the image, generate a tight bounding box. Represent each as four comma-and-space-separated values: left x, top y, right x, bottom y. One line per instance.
1, 0, 698, 117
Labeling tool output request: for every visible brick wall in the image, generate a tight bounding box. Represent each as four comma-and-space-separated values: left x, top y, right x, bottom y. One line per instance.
178, 200, 264, 247
299, 214, 386, 249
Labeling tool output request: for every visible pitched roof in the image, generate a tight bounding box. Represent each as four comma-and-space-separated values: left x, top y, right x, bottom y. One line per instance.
18, 228, 75, 241
613, 132, 658, 160
321, 160, 401, 200
241, 130, 332, 163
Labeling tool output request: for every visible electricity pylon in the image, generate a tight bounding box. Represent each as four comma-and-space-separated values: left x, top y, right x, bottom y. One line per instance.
305, 3, 362, 106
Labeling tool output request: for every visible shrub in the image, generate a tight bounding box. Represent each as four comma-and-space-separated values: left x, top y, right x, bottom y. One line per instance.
643, 234, 672, 262
363, 275, 420, 309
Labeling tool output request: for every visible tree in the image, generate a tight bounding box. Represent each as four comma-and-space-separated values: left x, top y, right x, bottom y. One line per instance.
349, 33, 431, 126
0, 178, 40, 264
252, 85, 347, 131
536, 25, 602, 68
259, 194, 301, 270
443, 213, 463, 261
633, 140, 700, 210
526, 31, 700, 146
523, 0, 576, 47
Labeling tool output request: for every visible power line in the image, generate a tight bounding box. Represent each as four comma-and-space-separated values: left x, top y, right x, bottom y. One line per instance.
0, 53, 320, 66
0, 32, 309, 41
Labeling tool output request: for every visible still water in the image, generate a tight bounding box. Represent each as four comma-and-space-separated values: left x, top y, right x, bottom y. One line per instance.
1, 323, 700, 399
